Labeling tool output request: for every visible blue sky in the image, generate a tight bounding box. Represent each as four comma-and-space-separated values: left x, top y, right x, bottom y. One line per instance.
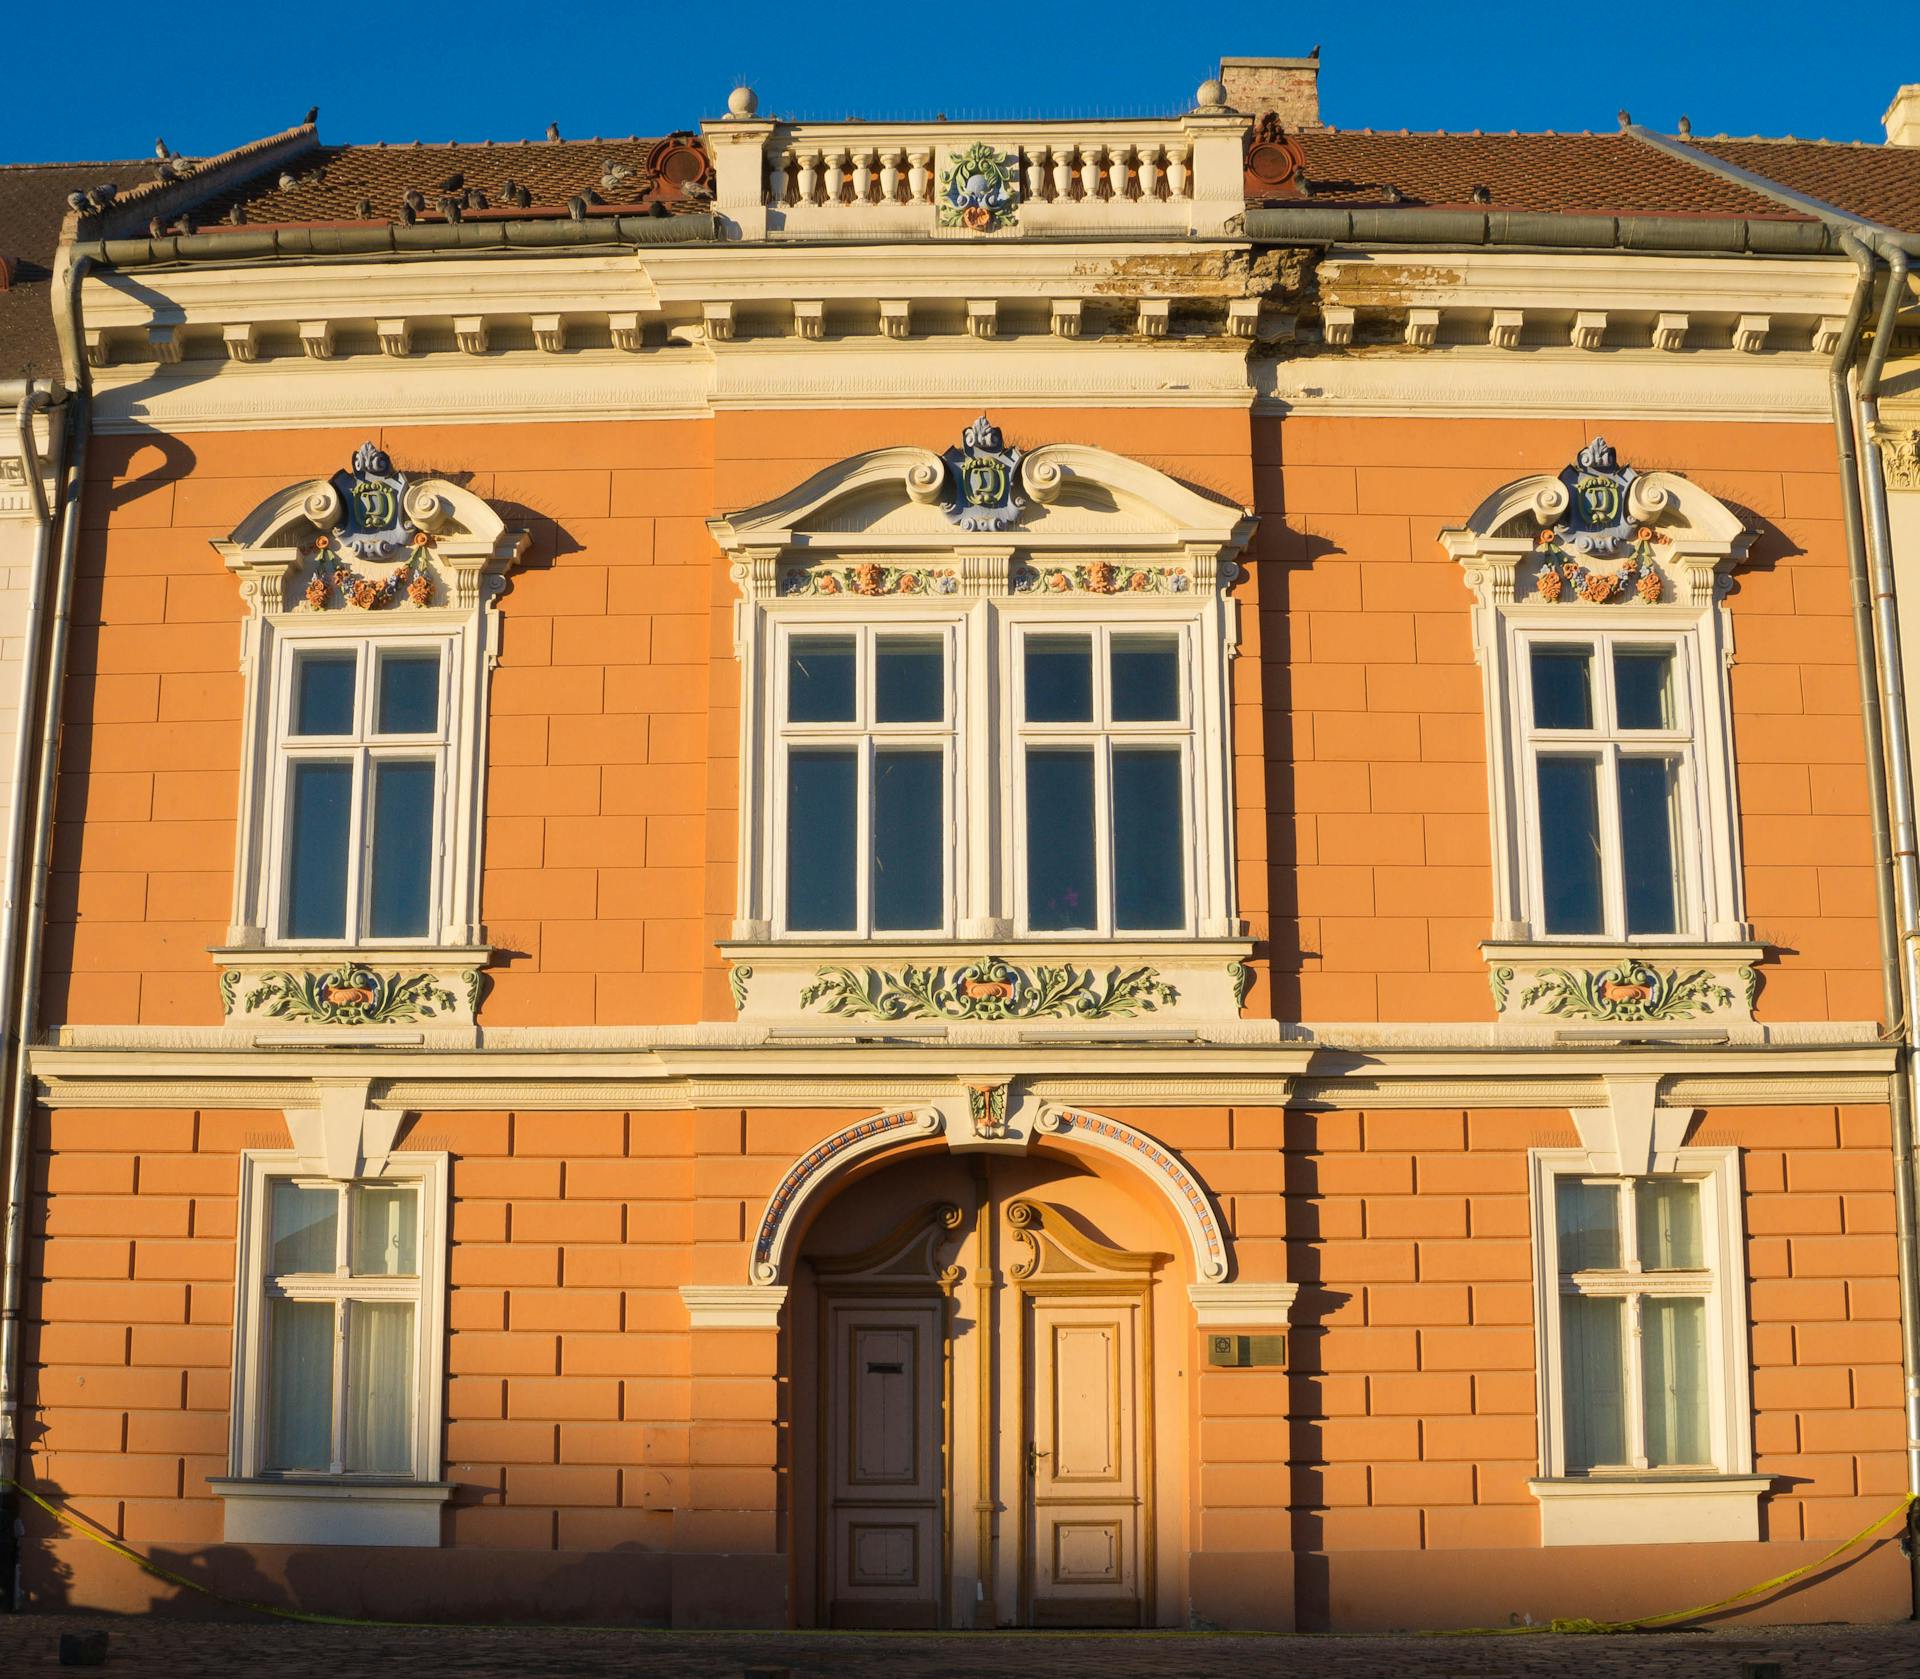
0, 0, 1885, 163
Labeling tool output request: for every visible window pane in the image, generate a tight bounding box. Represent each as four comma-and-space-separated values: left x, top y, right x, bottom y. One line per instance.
872, 750, 943, 931
788, 635, 856, 723
1530, 645, 1593, 730
1561, 1294, 1627, 1471
293, 652, 356, 736
345, 1301, 415, 1476
270, 1182, 339, 1275
265, 1298, 334, 1472
1537, 755, 1604, 934
1642, 1296, 1709, 1467
786, 748, 857, 930
1555, 1179, 1620, 1272
376, 652, 440, 735
1618, 756, 1682, 936
875, 638, 944, 723
1026, 748, 1095, 930
1110, 636, 1180, 722
1024, 634, 1093, 723
351, 1184, 420, 1277
367, 761, 435, 939
1614, 649, 1675, 730
1638, 1179, 1704, 1271
285, 762, 352, 939
1113, 748, 1184, 929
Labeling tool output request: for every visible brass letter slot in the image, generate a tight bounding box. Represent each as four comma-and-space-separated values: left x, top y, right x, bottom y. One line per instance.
1206, 1333, 1286, 1368
866, 1361, 905, 1374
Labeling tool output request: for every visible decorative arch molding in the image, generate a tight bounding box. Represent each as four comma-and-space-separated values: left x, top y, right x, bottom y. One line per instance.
208, 442, 529, 1037
1438, 437, 1763, 1024
745, 1099, 1230, 1287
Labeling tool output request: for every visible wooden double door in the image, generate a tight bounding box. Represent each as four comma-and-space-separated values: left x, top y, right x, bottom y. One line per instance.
813, 1183, 1162, 1629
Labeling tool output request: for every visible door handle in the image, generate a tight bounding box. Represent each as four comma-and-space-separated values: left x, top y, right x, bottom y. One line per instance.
1025, 1441, 1050, 1475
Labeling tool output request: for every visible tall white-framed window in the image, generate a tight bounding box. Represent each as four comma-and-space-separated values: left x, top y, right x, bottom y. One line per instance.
772, 619, 961, 937
1006, 617, 1196, 935
264, 630, 457, 946
229, 1152, 446, 1483
1514, 628, 1700, 941
1527, 1146, 1763, 1545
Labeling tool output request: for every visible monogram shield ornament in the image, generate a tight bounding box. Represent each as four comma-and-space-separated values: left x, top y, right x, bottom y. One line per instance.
1553, 436, 1641, 557
330, 441, 412, 559
940, 415, 1025, 531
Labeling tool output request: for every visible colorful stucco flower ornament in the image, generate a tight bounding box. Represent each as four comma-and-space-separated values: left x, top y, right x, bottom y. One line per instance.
939, 142, 1019, 233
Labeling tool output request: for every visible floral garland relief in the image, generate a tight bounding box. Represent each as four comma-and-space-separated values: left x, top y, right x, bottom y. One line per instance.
1013, 561, 1190, 595
780, 563, 958, 598
1533, 525, 1668, 605
800, 954, 1176, 1022
304, 529, 437, 611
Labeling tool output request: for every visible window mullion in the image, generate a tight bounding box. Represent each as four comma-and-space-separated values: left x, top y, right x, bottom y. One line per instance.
1597, 740, 1626, 940
330, 1298, 349, 1475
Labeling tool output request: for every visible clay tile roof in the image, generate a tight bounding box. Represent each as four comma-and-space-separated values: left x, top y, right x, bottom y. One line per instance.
1689, 137, 1920, 233
1288, 130, 1795, 219
190, 135, 711, 228
0, 160, 167, 378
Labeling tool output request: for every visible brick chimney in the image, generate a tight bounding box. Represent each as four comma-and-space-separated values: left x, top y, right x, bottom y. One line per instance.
1219, 54, 1322, 130
1885, 85, 1920, 144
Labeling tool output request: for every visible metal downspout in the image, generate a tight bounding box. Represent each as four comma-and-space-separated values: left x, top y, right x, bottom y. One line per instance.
1856, 248, 1920, 1564
0, 256, 91, 1612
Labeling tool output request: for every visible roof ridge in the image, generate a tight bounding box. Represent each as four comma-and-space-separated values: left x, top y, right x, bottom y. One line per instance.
81, 122, 323, 240
0, 158, 167, 171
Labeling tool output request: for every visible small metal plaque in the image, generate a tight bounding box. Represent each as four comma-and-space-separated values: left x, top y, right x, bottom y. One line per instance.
1206, 1333, 1286, 1368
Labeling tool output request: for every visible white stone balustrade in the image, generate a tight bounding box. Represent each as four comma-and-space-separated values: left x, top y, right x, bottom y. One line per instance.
704, 108, 1250, 239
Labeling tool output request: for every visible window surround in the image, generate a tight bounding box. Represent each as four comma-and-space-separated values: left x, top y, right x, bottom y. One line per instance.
1441, 441, 1764, 1024
1526, 1142, 1765, 1546
708, 430, 1258, 1029
214, 1147, 451, 1548
211, 450, 526, 1034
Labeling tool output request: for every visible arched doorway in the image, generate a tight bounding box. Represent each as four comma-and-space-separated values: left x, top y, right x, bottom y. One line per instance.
788, 1148, 1191, 1630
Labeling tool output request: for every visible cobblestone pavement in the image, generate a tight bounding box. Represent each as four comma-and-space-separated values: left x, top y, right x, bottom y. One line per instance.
2, 1615, 1919, 1678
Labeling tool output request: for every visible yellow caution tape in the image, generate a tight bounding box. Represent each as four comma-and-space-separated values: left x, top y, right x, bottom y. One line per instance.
4, 1476, 1913, 1637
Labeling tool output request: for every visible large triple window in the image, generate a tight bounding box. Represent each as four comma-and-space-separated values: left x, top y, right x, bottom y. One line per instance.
269, 637, 452, 944
768, 610, 1209, 940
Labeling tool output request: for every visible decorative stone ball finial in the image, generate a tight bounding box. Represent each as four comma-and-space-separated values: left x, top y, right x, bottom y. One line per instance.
727, 85, 759, 119
1195, 77, 1228, 111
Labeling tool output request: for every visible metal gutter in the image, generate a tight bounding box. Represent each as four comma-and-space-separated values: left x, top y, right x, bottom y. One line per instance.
72, 212, 718, 269
1244, 202, 1835, 255
0, 260, 89, 1613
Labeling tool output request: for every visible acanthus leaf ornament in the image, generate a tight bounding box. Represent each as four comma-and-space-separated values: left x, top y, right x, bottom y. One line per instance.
1516, 960, 1735, 1024
940, 414, 1026, 532
799, 953, 1176, 1022
939, 141, 1020, 233
241, 966, 460, 1026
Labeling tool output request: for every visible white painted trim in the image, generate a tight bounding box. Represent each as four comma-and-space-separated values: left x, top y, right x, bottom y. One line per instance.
680, 1285, 791, 1329
1527, 1147, 1753, 1494
228, 1149, 449, 1545
1186, 1282, 1298, 1327
209, 1477, 452, 1547
1529, 1475, 1770, 1547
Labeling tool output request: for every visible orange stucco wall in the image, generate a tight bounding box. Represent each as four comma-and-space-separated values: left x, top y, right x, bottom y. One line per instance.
47, 410, 1879, 1030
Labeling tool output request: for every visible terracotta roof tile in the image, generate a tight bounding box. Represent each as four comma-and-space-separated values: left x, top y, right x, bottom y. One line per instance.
1690, 137, 1920, 232
1288, 130, 1795, 218
0, 160, 166, 377
190, 136, 711, 228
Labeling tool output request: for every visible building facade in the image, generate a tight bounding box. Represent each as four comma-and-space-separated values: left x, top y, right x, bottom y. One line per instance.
3, 55, 1918, 1632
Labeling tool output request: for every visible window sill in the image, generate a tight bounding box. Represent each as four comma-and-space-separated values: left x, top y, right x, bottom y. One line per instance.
209, 1476, 453, 1548
1528, 1474, 1770, 1547
1482, 940, 1763, 1026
